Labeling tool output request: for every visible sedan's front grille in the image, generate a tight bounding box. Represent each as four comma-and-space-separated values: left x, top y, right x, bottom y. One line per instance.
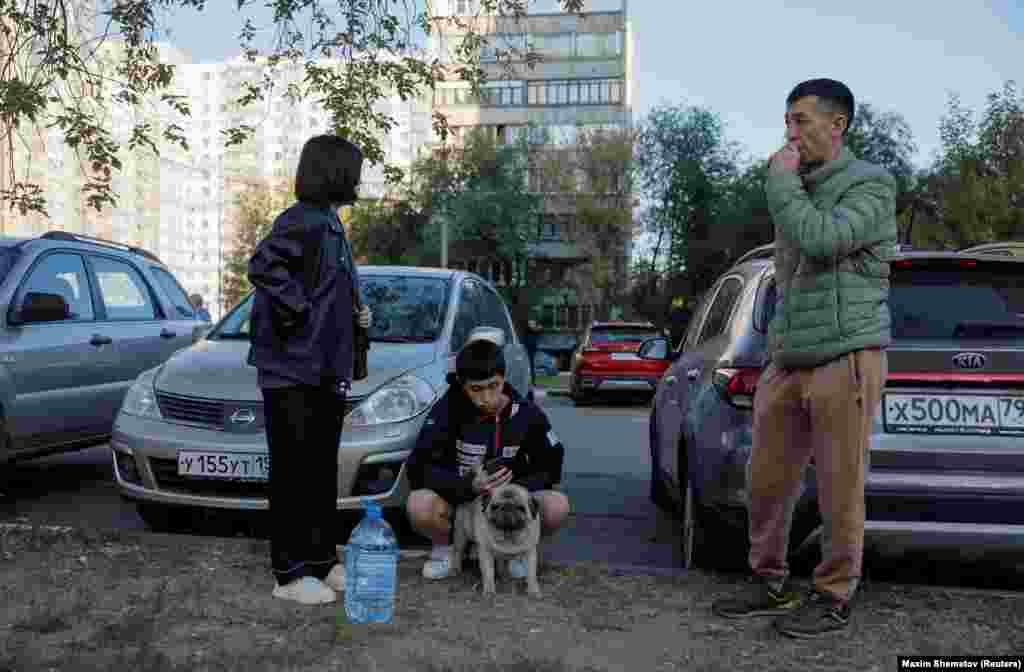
149, 457, 269, 499
155, 392, 267, 433
156, 392, 224, 429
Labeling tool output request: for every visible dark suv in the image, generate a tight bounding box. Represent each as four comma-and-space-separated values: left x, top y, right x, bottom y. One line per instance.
0, 231, 205, 466
642, 243, 1024, 570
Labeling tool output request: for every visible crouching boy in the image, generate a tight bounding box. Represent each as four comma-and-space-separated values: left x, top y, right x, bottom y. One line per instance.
404, 338, 570, 579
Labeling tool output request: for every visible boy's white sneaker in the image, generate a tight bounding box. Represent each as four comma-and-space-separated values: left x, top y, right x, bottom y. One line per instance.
422, 545, 453, 580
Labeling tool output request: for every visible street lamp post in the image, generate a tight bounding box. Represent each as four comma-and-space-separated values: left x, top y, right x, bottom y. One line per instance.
441, 215, 448, 268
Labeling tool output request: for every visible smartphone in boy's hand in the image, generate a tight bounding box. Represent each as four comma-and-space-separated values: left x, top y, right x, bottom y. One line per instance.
484, 457, 514, 475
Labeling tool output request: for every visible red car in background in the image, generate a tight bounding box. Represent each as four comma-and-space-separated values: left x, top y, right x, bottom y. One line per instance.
569, 321, 671, 405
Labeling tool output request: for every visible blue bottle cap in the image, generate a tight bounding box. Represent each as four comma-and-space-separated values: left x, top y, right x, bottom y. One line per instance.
363, 498, 383, 518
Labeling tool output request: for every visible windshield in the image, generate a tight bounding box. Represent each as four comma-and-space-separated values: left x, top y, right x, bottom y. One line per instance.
891, 265, 1024, 341
0, 247, 19, 285
590, 327, 660, 345
209, 294, 254, 339
209, 275, 450, 343
364, 275, 449, 343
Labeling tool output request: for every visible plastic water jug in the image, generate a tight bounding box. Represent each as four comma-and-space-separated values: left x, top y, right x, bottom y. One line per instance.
344, 499, 399, 624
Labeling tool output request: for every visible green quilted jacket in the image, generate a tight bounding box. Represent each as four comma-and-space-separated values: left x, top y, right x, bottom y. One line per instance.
764, 145, 898, 369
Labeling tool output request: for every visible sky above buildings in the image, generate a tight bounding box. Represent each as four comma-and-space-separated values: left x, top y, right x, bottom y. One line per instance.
152, 0, 1023, 169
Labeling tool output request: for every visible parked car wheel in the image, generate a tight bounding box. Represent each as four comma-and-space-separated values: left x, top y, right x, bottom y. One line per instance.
679, 439, 749, 572
136, 502, 189, 533
570, 382, 592, 406
649, 411, 672, 509
681, 482, 750, 572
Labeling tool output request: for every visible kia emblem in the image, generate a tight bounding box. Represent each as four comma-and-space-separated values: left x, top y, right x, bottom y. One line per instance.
952, 352, 987, 370
230, 408, 256, 425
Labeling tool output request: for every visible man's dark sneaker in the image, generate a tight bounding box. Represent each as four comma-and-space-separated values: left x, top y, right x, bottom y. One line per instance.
774, 589, 851, 639
712, 581, 803, 619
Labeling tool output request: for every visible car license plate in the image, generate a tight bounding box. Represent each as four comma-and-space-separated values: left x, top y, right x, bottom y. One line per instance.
883, 394, 1024, 436
177, 451, 270, 480
610, 353, 639, 361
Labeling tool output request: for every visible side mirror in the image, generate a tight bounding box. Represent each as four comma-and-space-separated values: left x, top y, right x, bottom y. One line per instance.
466, 326, 506, 349
192, 325, 212, 344
638, 336, 675, 361
12, 292, 70, 324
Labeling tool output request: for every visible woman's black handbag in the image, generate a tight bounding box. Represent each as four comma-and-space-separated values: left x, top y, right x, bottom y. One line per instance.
352, 289, 370, 381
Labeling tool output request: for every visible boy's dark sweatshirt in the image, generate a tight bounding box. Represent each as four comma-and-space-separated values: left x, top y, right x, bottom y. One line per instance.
405, 377, 565, 507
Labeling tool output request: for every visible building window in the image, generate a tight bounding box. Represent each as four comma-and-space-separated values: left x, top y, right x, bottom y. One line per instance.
480, 82, 524, 107
574, 32, 621, 59
529, 33, 572, 59
525, 79, 623, 107
454, 0, 476, 15
480, 32, 526, 62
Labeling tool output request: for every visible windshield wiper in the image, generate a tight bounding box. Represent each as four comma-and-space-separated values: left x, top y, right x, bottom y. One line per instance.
370, 335, 436, 343
213, 332, 251, 340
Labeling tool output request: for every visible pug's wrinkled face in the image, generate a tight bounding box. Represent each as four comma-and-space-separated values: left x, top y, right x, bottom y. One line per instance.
483, 486, 539, 532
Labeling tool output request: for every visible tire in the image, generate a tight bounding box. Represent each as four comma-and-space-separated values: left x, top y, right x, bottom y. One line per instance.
679, 439, 749, 572
570, 384, 591, 406
0, 411, 11, 500
786, 502, 824, 576
681, 485, 750, 572
681, 483, 822, 574
136, 502, 189, 533
649, 411, 671, 509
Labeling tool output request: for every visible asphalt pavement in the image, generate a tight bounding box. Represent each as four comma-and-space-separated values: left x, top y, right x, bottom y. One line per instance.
0, 386, 681, 573
4, 382, 1023, 588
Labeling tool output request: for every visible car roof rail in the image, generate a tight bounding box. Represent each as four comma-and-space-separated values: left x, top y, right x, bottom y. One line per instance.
958, 241, 1022, 256
39, 231, 164, 264
732, 244, 774, 266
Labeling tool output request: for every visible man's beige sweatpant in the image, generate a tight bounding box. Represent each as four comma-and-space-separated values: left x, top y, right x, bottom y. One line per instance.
747, 348, 887, 601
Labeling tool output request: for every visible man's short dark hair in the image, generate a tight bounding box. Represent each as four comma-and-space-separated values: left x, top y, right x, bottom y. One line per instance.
786, 78, 855, 135
294, 135, 363, 205
456, 339, 506, 383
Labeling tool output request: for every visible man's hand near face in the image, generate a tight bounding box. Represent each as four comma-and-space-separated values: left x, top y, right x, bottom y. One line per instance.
770, 141, 801, 176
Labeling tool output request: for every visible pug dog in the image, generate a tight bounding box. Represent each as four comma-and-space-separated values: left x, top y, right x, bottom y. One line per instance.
451, 464, 543, 598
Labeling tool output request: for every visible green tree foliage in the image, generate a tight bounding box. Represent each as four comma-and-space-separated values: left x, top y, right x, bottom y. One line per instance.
410, 126, 543, 324
220, 180, 291, 312
568, 126, 636, 319
926, 82, 1024, 248
347, 198, 429, 266
1, 0, 582, 217
635, 103, 741, 281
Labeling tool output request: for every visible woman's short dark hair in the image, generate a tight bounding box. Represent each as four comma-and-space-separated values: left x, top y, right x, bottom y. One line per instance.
294, 135, 363, 205
455, 339, 507, 383
786, 78, 855, 135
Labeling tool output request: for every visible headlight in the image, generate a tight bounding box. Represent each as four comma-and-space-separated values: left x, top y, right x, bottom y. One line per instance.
120, 370, 163, 419
346, 375, 435, 427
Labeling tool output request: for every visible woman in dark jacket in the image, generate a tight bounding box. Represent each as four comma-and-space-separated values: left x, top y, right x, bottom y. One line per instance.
247, 135, 371, 604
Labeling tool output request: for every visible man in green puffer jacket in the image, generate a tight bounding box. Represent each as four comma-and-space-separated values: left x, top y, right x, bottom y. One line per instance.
713, 79, 897, 639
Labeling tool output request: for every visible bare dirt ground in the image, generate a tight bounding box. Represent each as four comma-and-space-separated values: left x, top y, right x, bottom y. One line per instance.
1, 523, 1021, 672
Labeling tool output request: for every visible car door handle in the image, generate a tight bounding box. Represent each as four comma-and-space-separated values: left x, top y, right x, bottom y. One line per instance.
160, 329, 177, 339
686, 368, 701, 381
90, 334, 112, 346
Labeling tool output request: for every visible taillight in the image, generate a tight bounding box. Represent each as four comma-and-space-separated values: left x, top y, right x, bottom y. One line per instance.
713, 367, 761, 408
893, 259, 979, 270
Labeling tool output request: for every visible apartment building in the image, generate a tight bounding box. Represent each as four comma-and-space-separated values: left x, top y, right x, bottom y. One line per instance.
429, 0, 634, 336
1, 36, 433, 319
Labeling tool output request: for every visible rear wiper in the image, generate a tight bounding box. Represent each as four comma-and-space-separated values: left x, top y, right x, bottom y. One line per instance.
952, 320, 1024, 339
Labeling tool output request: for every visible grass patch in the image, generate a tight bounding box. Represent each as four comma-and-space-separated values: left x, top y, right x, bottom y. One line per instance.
0, 524, 1021, 671
533, 374, 566, 389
